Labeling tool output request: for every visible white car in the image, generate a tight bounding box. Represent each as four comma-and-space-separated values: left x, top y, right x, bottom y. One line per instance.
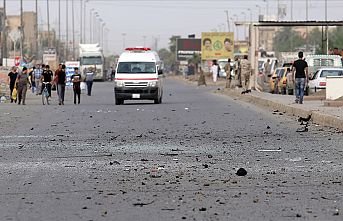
308, 68, 343, 93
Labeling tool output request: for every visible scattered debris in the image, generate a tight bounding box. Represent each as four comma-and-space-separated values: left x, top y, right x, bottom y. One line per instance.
132, 200, 154, 207
296, 126, 308, 132
236, 168, 247, 176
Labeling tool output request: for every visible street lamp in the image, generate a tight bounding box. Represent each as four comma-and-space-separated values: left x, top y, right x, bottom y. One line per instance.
89, 8, 94, 43
224, 10, 230, 32
122, 33, 126, 51
233, 14, 239, 41
83, 0, 89, 43
241, 11, 247, 41
262, 0, 269, 16
247, 8, 252, 22
255, 5, 261, 20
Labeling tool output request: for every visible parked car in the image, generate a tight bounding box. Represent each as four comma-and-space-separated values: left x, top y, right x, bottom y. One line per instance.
277, 67, 291, 95
269, 67, 287, 94
286, 71, 295, 95
308, 68, 343, 93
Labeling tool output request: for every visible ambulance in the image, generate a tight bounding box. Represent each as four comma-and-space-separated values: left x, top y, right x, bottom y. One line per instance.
114, 47, 164, 105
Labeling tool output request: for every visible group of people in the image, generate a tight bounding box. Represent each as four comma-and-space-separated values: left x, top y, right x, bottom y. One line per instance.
7, 64, 96, 105
209, 56, 252, 91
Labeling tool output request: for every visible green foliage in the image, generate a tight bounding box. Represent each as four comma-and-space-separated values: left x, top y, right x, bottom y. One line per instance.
330, 26, 343, 49
273, 27, 305, 52
169, 35, 181, 53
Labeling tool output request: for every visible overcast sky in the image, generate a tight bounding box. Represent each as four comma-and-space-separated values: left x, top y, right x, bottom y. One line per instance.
4, 0, 343, 55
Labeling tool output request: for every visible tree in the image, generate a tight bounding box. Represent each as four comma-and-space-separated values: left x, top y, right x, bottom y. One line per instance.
330, 26, 343, 49
273, 27, 305, 52
169, 35, 181, 53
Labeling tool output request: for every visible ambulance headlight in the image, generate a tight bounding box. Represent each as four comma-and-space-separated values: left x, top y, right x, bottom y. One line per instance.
115, 81, 125, 87
148, 81, 157, 87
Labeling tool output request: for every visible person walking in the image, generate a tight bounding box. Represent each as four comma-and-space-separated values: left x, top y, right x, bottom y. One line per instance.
16, 67, 31, 105
224, 58, 233, 88
28, 67, 36, 93
34, 64, 43, 95
56, 64, 67, 105
234, 57, 241, 87
292, 51, 309, 104
85, 66, 95, 96
240, 55, 252, 91
40, 65, 54, 97
71, 67, 82, 104
7, 66, 18, 103
211, 60, 218, 83
263, 59, 271, 82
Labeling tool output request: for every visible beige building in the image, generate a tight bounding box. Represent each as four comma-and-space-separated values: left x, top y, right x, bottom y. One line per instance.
5, 11, 37, 59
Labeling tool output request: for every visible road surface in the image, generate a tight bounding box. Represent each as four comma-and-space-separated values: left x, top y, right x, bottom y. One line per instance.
0, 79, 342, 221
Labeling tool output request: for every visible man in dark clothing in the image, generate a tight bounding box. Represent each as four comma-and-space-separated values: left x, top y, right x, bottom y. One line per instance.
57, 65, 67, 105
8, 66, 18, 103
292, 51, 309, 104
40, 65, 53, 97
71, 67, 82, 104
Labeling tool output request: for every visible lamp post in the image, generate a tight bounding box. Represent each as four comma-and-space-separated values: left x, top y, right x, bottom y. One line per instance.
224, 10, 230, 32
241, 11, 247, 41
35, 0, 38, 60
93, 12, 99, 43
66, 0, 69, 60
72, 0, 75, 59
83, 0, 88, 43
80, 0, 82, 44
255, 5, 261, 20
325, 0, 328, 54
233, 14, 238, 40
2, 0, 7, 65
20, 0, 24, 58
122, 33, 126, 51
89, 8, 94, 43
47, 0, 50, 47
263, 0, 269, 16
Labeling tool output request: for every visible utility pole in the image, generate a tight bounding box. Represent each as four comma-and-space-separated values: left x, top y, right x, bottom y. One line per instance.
83, 0, 88, 43
80, 0, 82, 44
325, 0, 328, 54
47, 0, 50, 47
58, 0, 61, 59
20, 0, 24, 59
72, 0, 75, 59
224, 10, 230, 32
66, 0, 69, 60
305, 0, 309, 51
89, 8, 94, 43
35, 0, 39, 60
2, 0, 7, 65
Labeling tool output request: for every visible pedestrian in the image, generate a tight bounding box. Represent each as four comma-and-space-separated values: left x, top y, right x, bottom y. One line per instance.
34, 64, 43, 95
85, 66, 95, 96
263, 58, 271, 82
7, 66, 18, 103
16, 67, 31, 105
40, 65, 53, 98
197, 67, 207, 86
211, 60, 218, 83
28, 67, 36, 93
111, 66, 116, 81
240, 55, 252, 91
56, 64, 67, 105
71, 67, 82, 104
224, 58, 233, 88
234, 57, 241, 87
292, 51, 309, 104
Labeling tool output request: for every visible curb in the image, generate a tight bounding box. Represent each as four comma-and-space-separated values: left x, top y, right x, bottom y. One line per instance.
168, 75, 343, 131
218, 89, 343, 131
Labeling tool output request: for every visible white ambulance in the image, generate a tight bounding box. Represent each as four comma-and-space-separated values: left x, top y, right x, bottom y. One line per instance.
114, 47, 164, 105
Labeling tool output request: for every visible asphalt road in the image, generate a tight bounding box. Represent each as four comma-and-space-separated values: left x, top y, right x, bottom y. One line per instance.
0, 79, 342, 221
